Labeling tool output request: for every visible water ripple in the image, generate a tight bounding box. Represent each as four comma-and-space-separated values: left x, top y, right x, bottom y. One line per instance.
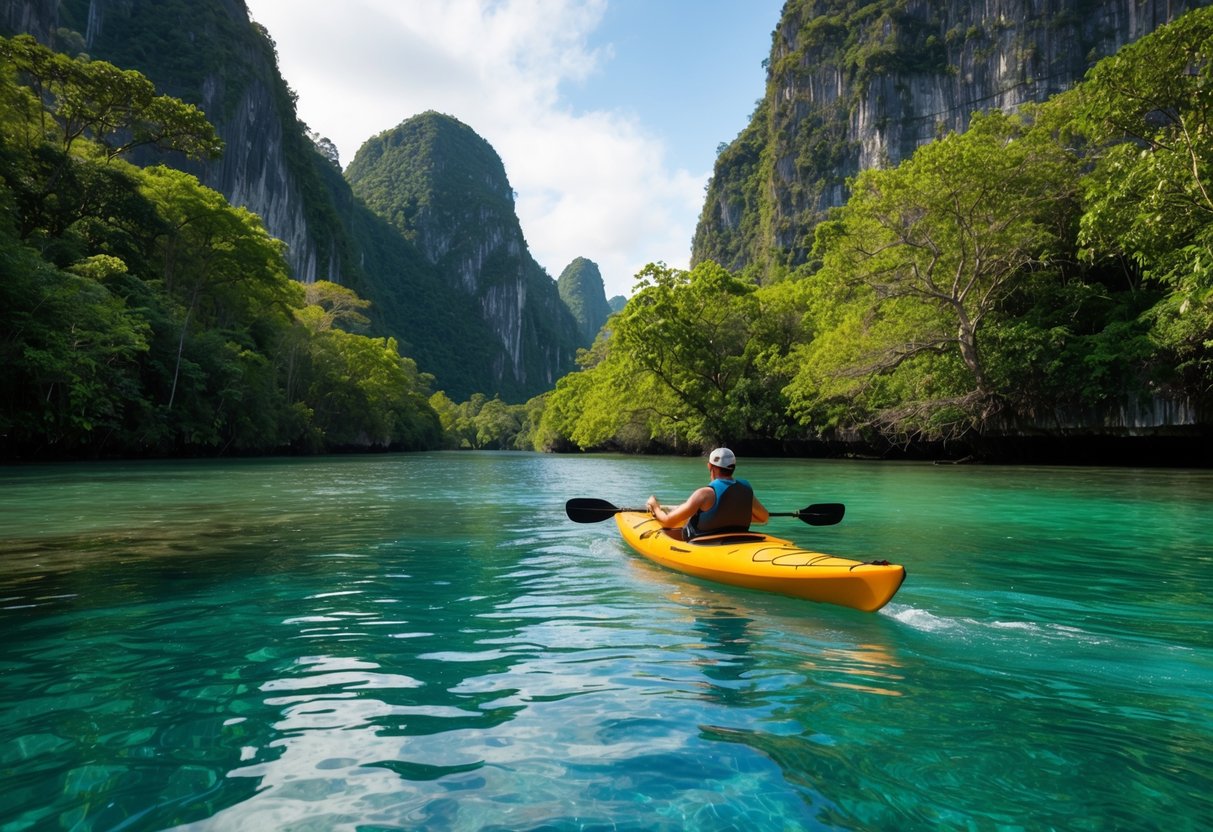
2, 455, 1211, 831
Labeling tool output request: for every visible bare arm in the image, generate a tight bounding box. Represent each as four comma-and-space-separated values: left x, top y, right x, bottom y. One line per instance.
751, 494, 769, 525
646, 486, 714, 530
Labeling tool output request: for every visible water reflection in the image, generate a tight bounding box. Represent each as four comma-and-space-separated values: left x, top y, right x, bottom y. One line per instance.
2, 455, 1210, 831
802, 644, 903, 697
692, 608, 757, 692
627, 556, 904, 701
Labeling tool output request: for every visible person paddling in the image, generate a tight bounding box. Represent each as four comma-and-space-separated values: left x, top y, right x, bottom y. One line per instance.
645, 447, 769, 541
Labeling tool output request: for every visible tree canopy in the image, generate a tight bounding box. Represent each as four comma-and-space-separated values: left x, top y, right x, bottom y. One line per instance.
0, 34, 223, 161
1070, 7, 1213, 393
531, 9, 1211, 457
0, 35, 441, 459
6, 5, 1212, 461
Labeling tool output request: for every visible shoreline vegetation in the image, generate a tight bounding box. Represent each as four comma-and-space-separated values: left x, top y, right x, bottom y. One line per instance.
3, 9, 1211, 467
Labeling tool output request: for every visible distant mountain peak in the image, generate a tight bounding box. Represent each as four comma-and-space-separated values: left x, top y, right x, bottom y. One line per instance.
347, 111, 580, 398
557, 257, 613, 346
7, 3, 579, 401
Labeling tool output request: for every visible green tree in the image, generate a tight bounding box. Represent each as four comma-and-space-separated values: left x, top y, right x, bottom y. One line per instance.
428, 390, 463, 448
473, 397, 521, 450
534, 359, 627, 451
788, 109, 1081, 440
303, 280, 371, 331
513, 393, 549, 451
453, 393, 489, 448
139, 165, 297, 414
536, 261, 803, 452
302, 329, 439, 449
609, 261, 765, 444
0, 34, 446, 459
1070, 6, 1213, 397
0, 238, 150, 452
0, 34, 222, 161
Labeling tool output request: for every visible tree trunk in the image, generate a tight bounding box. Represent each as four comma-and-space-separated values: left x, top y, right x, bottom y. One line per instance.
956, 309, 987, 394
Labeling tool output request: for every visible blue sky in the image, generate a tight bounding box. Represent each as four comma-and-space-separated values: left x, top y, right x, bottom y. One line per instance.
575, 1, 780, 177
242, 0, 783, 298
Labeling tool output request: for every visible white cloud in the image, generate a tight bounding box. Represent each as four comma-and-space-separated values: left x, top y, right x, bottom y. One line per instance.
246, 0, 704, 298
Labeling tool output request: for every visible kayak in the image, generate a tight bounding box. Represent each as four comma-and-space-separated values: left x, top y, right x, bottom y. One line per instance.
614, 511, 905, 612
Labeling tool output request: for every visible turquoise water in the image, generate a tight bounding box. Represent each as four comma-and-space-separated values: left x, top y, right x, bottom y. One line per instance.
1, 453, 1210, 831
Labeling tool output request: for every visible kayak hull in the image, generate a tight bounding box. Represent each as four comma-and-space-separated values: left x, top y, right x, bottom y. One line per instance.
614, 512, 905, 612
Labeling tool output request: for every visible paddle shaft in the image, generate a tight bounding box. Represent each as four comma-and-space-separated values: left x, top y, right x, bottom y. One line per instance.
565, 498, 844, 526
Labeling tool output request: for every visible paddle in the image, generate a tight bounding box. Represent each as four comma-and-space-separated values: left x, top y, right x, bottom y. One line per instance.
565, 497, 845, 526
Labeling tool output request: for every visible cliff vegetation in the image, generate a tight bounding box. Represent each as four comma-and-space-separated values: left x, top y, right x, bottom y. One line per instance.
0, 35, 442, 459
11, 0, 588, 404
346, 112, 582, 401
557, 257, 614, 347
537, 8, 1212, 463
4, 0, 1209, 463
693, 0, 1213, 277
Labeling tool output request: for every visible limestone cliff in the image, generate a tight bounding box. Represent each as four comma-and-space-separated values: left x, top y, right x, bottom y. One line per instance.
3, 0, 55, 43
346, 112, 581, 398
23, 0, 345, 285
557, 257, 613, 347
693, 0, 1213, 275
4, 0, 579, 401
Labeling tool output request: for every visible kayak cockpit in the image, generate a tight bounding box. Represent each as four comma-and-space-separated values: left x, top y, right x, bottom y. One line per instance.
642, 528, 773, 546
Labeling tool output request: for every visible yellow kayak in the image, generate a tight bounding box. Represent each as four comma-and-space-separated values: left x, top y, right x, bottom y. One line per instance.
614, 511, 905, 612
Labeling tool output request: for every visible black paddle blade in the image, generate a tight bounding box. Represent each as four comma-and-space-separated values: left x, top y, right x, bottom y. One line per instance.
793, 502, 845, 526
565, 497, 629, 523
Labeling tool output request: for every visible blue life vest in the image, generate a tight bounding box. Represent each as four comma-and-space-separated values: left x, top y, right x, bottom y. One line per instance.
685, 477, 754, 539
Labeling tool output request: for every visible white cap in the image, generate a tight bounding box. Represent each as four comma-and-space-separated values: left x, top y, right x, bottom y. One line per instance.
708, 447, 736, 468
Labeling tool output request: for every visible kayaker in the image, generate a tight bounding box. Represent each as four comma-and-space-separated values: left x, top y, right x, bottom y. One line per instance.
645, 447, 769, 540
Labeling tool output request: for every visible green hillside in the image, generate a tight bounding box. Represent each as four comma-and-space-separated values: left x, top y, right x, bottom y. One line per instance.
557, 257, 613, 347
0, 35, 441, 458
347, 112, 581, 401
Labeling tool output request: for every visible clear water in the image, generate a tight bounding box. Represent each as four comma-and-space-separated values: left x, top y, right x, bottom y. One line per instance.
1, 453, 1210, 831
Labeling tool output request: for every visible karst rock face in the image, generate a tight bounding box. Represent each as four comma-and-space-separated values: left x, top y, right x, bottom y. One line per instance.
345, 112, 580, 396
17, 0, 343, 285
693, 0, 1211, 276
557, 258, 613, 347
5, 0, 581, 400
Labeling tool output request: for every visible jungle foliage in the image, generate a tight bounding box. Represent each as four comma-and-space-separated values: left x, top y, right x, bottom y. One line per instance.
0, 35, 442, 459
6, 5, 1212, 461
533, 9, 1213, 454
